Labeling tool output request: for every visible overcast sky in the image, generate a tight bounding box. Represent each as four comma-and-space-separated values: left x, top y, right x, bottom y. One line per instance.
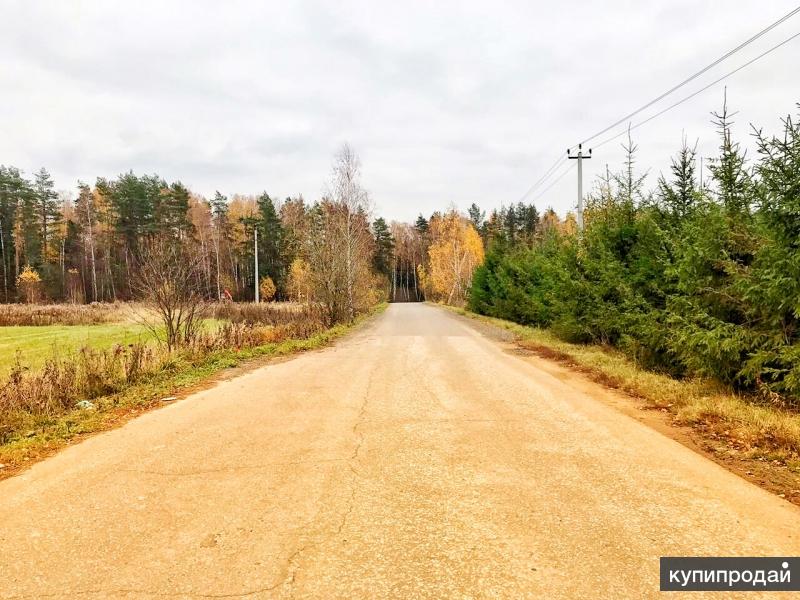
2, 0, 799, 221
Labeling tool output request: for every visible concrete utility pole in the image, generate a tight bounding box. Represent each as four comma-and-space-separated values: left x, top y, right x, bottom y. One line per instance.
568, 143, 592, 231
254, 228, 259, 303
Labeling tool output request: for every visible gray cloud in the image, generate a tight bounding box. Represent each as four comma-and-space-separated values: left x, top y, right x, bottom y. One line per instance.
1, 0, 799, 221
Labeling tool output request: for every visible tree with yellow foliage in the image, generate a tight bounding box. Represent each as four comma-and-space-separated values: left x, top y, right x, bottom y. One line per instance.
419, 210, 484, 305
259, 276, 277, 302
17, 265, 43, 303
286, 258, 312, 301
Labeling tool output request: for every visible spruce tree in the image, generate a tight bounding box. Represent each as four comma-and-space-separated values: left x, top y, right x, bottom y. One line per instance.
708, 95, 752, 214
658, 137, 698, 219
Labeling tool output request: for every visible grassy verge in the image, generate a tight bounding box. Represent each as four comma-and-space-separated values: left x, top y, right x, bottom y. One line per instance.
0, 322, 154, 374
0, 304, 386, 478
449, 306, 800, 474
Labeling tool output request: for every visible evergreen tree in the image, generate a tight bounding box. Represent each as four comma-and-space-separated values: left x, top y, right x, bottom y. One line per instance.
503, 204, 518, 244
708, 95, 752, 213
414, 214, 429, 235
159, 182, 192, 238
33, 167, 60, 261
371, 216, 394, 276
209, 191, 229, 300
257, 192, 284, 288
658, 137, 698, 219
210, 191, 229, 220
0, 167, 25, 300
483, 209, 504, 247
614, 129, 648, 206
98, 172, 158, 253
467, 203, 484, 231
516, 202, 539, 241
15, 172, 40, 269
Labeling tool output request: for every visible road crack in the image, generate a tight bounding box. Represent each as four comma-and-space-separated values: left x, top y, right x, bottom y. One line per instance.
282, 358, 380, 599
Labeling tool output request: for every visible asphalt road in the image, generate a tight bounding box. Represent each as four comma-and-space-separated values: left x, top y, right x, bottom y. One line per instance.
1, 303, 798, 599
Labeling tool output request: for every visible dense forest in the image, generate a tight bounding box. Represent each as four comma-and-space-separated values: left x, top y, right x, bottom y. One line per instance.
0, 148, 498, 322
0, 146, 397, 321
469, 101, 800, 404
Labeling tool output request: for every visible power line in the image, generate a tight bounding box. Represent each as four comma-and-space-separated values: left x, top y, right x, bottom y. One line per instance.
592, 29, 800, 150
530, 161, 575, 204
515, 6, 800, 208
579, 5, 800, 147
518, 154, 567, 202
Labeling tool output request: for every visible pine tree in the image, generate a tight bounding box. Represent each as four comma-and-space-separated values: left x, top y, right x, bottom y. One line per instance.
210, 191, 229, 220
15, 172, 40, 270
33, 167, 60, 262
257, 192, 284, 289
159, 182, 192, 238
467, 203, 484, 231
414, 214, 429, 235
372, 217, 394, 276
210, 191, 229, 300
0, 166, 26, 301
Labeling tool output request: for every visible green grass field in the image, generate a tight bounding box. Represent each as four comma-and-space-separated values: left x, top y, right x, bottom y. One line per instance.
0, 323, 155, 373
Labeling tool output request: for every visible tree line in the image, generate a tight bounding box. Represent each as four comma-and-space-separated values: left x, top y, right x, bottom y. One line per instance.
1, 147, 388, 320
469, 100, 800, 404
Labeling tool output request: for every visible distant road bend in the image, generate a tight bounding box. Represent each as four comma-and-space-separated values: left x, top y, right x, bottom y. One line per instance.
1, 303, 798, 598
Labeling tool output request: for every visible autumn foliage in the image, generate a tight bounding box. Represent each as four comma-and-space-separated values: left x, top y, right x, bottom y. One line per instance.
16, 265, 42, 304
418, 210, 484, 305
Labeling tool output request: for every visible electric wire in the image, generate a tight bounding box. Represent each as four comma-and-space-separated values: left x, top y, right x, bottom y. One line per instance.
529, 161, 575, 204
591, 30, 800, 151
515, 7, 800, 204
518, 154, 568, 202
579, 5, 800, 147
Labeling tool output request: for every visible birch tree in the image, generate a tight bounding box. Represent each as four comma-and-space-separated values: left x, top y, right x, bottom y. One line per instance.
420, 210, 484, 305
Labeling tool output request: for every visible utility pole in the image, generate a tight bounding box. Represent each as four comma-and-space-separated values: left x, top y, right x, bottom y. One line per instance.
568, 143, 592, 231
254, 228, 259, 303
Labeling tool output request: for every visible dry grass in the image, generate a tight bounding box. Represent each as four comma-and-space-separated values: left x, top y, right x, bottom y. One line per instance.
0, 304, 332, 445
211, 301, 326, 326
0, 301, 319, 328
0, 303, 131, 326
453, 308, 800, 463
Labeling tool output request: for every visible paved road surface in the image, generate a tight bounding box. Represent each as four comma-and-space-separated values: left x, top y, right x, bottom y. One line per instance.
1, 303, 798, 599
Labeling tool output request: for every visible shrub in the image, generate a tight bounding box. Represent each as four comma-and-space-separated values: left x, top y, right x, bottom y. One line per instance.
259, 276, 277, 302
16, 266, 43, 304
